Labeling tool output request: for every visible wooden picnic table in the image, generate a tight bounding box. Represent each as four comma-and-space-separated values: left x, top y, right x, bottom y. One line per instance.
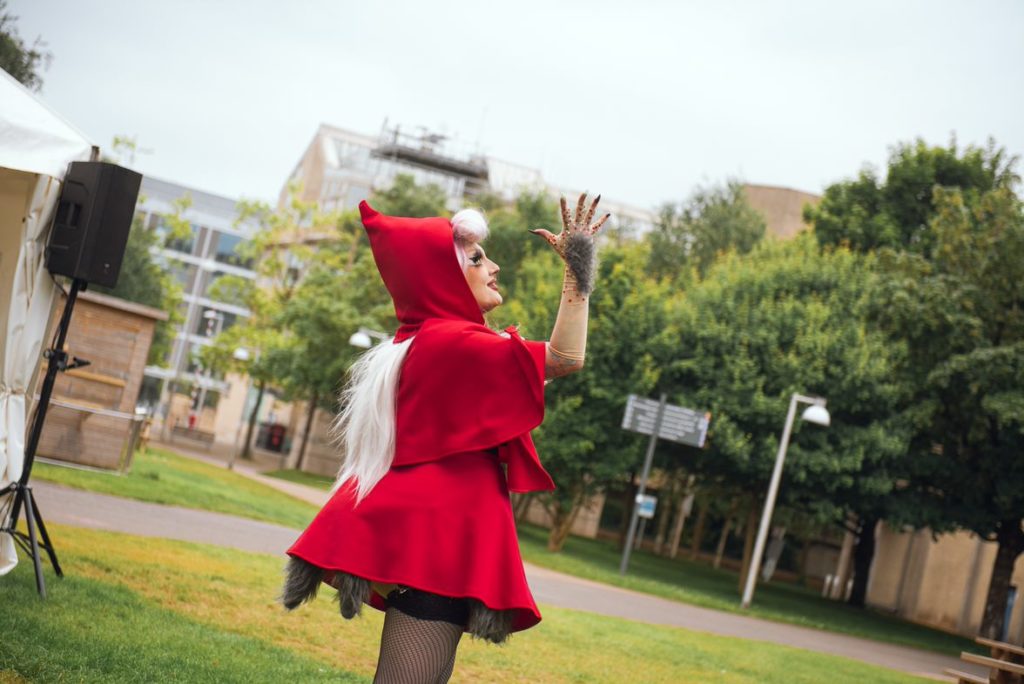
977, 637, 1024, 664
959, 650, 1024, 684
945, 638, 1024, 684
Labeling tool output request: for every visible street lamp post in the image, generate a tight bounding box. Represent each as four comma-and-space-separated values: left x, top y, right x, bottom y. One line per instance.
194, 310, 225, 417
741, 393, 830, 609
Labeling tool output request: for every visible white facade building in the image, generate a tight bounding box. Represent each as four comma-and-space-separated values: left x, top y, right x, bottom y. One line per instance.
135, 177, 259, 435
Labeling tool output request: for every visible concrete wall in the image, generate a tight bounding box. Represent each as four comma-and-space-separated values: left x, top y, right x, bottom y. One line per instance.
743, 184, 821, 240
212, 371, 249, 447
521, 491, 606, 539
868, 524, 1024, 641
288, 402, 339, 477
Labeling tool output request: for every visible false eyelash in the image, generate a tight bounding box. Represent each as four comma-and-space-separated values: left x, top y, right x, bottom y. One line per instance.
470, 253, 484, 265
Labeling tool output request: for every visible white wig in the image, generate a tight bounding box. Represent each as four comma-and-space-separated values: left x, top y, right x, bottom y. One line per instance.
451, 208, 489, 269
329, 336, 412, 502
330, 208, 489, 503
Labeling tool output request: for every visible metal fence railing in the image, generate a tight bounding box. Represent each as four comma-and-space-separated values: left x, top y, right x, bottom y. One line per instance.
32, 396, 146, 473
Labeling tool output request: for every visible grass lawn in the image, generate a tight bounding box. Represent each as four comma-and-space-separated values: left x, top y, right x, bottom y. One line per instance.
30, 447, 980, 659
263, 468, 334, 491
32, 447, 319, 529
517, 523, 980, 658
0, 525, 930, 683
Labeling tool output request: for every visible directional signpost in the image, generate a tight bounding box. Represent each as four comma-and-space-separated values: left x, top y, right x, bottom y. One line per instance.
619, 394, 711, 575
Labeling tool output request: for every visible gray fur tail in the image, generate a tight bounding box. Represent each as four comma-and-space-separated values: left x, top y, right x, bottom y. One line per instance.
281, 556, 324, 610
467, 600, 515, 644
564, 231, 597, 296
333, 572, 370, 620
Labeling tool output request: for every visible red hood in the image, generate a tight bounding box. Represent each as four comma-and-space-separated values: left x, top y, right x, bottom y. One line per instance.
359, 201, 483, 341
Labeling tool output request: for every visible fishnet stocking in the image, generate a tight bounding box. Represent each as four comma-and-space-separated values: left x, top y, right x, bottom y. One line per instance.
373, 607, 463, 684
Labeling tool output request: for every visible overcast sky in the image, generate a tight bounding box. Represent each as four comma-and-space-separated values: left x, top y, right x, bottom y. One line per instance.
11, 0, 1024, 210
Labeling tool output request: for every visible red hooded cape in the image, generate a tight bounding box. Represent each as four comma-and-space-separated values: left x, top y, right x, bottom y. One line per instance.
287, 201, 554, 633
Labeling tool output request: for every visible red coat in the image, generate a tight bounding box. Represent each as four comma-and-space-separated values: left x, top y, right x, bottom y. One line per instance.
286, 202, 555, 634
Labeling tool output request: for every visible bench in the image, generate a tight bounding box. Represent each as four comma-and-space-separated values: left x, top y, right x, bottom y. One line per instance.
959, 651, 1024, 684
942, 669, 987, 684
977, 637, 1024, 665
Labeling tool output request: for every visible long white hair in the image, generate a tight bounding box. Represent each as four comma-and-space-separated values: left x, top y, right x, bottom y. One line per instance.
330, 207, 488, 503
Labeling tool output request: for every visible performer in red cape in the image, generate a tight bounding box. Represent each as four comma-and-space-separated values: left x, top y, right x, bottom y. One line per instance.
282, 193, 608, 682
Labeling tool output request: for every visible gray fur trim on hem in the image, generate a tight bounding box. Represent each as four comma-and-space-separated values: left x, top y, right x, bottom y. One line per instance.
282, 560, 516, 643
333, 572, 371, 619
281, 559, 370, 620
280, 556, 323, 610
467, 600, 516, 644
564, 231, 597, 296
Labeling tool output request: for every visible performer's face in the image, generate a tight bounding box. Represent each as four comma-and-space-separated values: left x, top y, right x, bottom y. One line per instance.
461, 243, 502, 313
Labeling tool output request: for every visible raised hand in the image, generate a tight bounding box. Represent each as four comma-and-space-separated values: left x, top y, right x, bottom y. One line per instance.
530, 193, 609, 259
529, 193, 609, 296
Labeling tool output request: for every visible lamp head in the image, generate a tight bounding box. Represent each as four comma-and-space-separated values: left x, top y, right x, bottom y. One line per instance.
801, 404, 831, 427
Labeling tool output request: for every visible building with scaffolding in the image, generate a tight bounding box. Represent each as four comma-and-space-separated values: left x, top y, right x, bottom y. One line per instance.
281, 121, 657, 237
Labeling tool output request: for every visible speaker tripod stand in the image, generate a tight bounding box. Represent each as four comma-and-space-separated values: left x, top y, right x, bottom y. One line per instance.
1, 277, 89, 597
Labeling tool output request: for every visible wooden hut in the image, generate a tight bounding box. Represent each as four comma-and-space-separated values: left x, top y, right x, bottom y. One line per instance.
33, 290, 166, 470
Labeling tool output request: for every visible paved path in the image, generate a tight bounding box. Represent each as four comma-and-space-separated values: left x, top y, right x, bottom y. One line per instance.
26, 480, 979, 682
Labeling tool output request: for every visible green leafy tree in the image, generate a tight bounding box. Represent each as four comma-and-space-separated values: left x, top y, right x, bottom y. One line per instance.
664, 235, 906, 592
807, 138, 1024, 624
477, 192, 560, 300
501, 243, 671, 551
0, 1, 50, 91
202, 185, 348, 464
807, 138, 1018, 256
874, 185, 1024, 638
647, 180, 766, 282
205, 177, 438, 467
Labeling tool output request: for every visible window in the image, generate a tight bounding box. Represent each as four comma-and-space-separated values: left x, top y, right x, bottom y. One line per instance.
165, 261, 198, 290
137, 375, 164, 411
160, 218, 199, 254
345, 184, 371, 208
334, 139, 372, 172
211, 231, 254, 269
204, 271, 251, 307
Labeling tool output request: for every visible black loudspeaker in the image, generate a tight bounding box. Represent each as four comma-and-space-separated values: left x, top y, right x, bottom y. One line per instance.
45, 161, 143, 288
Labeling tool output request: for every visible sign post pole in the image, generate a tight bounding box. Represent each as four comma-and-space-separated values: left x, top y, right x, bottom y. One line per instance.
619, 393, 667, 575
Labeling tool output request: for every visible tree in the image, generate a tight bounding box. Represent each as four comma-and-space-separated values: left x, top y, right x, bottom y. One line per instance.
204, 177, 426, 468
874, 185, 1024, 638
664, 235, 906, 592
807, 138, 1018, 256
477, 192, 560, 300
0, 1, 50, 91
500, 243, 673, 550
647, 180, 767, 282
806, 137, 1024, 624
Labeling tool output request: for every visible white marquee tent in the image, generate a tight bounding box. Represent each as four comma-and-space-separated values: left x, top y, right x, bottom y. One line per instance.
0, 69, 94, 574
